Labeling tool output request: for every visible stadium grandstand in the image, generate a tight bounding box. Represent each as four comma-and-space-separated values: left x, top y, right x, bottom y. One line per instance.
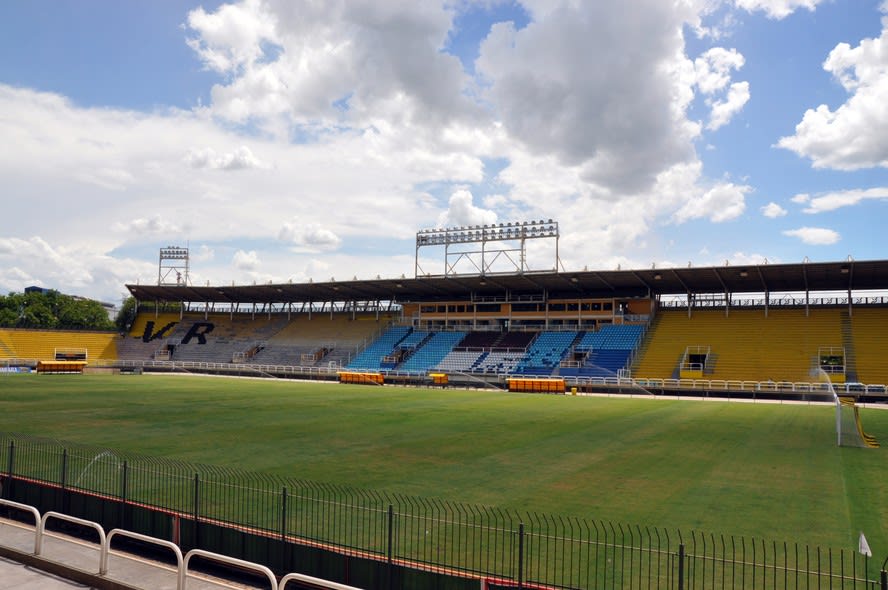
119, 256, 888, 397
5, 245, 885, 399
4, 241, 888, 590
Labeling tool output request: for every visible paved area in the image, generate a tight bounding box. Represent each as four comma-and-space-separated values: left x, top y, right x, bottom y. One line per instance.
1, 554, 95, 589
0, 518, 259, 590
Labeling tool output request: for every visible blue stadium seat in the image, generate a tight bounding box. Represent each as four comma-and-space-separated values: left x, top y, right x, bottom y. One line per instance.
398, 332, 466, 373
347, 326, 412, 371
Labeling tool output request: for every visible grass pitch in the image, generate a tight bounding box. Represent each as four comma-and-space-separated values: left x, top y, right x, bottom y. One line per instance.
2, 373, 887, 557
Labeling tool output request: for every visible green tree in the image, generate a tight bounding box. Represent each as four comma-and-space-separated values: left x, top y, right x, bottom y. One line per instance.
0, 293, 19, 326
57, 297, 114, 330
115, 296, 138, 333
0, 289, 115, 330
0, 308, 16, 326
18, 296, 57, 328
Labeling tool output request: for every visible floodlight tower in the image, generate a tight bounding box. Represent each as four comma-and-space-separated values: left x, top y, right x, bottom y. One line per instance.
158, 246, 191, 286
415, 219, 560, 278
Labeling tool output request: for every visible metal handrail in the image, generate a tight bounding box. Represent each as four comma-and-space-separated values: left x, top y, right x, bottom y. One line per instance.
0, 499, 364, 590
36, 511, 107, 573
184, 548, 276, 590
0, 498, 41, 553
103, 528, 185, 589
278, 572, 365, 590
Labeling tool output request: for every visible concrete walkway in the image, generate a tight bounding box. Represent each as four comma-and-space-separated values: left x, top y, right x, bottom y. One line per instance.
0, 518, 259, 590
1, 554, 95, 589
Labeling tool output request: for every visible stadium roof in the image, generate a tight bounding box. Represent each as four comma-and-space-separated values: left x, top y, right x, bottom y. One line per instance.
126, 258, 888, 305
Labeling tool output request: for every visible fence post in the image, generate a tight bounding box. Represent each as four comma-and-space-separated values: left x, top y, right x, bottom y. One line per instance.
60, 449, 68, 489
280, 486, 289, 573
880, 568, 886, 590
193, 472, 200, 547
120, 461, 128, 530
518, 522, 525, 589
4, 441, 13, 500
281, 486, 288, 541
387, 503, 394, 564
387, 503, 394, 590
678, 543, 685, 590
60, 448, 69, 513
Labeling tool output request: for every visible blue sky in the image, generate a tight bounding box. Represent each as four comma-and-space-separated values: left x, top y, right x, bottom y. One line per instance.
1, 0, 887, 303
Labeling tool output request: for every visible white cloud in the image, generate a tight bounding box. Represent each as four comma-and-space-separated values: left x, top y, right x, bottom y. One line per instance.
113, 215, 182, 236
76, 167, 136, 191
694, 47, 745, 95
278, 221, 342, 250
0, 236, 150, 302
233, 249, 260, 270
5, 2, 856, 302
724, 251, 777, 266
707, 81, 750, 130
672, 182, 750, 223
782, 227, 841, 245
304, 259, 330, 280
437, 189, 498, 227
178, 0, 755, 269
185, 0, 279, 74
761, 202, 787, 217
192, 245, 216, 262
778, 19, 888, 169
186, 146, 269, 170
791, 193, 811, 204
0, 82, 486, 300
188, 0, 474, 132
799, 187, 888, 213
692, 48, 749, 131
487, 154, 757, 274
482, 194, 508, 208
474, 0, 702, 194
734, 0, 825, 20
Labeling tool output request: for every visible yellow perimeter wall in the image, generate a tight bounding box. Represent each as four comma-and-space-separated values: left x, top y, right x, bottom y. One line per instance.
634, 308, 843, 383
0, 328, 118, 361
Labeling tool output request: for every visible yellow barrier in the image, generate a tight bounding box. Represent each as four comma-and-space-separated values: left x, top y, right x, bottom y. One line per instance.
36, 360, 87, 374
429, 373, 448, 385
508, 377, 566, 394
337, 371, 384, 385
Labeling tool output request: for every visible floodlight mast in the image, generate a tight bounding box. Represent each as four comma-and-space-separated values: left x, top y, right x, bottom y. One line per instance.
158, 246, 191, 286
414, 220, 560, 278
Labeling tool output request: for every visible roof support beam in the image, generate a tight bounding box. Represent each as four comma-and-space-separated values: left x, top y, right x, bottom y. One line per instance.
711, 268, 730, 316
631, 271, 654, 294
802, 261, 810, 316
591, 271, 615, 292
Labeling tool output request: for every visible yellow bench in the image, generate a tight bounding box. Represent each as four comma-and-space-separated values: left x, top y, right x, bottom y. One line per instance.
337, 371, 384, 385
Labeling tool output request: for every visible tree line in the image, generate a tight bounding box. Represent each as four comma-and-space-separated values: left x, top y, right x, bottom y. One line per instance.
0, 290, 118, 331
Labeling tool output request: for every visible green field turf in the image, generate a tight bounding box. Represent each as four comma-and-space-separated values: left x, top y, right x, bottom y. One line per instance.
2, 373, 887, 558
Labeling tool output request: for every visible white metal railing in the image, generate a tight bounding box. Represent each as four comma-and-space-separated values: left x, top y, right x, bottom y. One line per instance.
560, 376, 887, 396
279, 572, 364, 590
0, 501, 369, 590
0, 499, 40, 553
36, 511, 107, 571
104, 528, 185, 588
659, 295, 888, 309
72, 359, 888, 397
183, 549, 277, 589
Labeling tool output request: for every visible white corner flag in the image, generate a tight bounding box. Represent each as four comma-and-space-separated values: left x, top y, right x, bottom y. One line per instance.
859, 531, 872, 557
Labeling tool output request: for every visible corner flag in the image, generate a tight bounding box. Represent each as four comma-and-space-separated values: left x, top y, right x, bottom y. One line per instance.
859, 531, 872, 557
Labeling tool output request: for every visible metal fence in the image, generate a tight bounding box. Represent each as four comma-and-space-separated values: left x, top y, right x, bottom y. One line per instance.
0, 433, 881, 589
